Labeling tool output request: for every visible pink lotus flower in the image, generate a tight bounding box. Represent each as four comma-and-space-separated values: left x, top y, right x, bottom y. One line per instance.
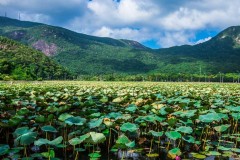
175, 156, 181, 160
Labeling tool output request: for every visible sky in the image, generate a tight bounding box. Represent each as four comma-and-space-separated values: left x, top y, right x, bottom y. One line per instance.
1, 0, 240, 49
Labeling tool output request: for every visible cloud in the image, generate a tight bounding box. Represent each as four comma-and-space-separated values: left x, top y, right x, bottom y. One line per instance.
93, 26, 153, 41
158, 31, 195, 48
1, 0, 240, 48
195, 37, 212, 44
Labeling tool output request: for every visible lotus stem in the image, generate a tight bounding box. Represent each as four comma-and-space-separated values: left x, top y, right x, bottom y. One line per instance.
108, 128, 111, 154
121, 150, 125, 160
24, 145, 27, 157
177, 139, 181, 148
149, 138, 153, 154
74, 151, 79, 160
202, 126, 209, 150
166, 140, 170, 151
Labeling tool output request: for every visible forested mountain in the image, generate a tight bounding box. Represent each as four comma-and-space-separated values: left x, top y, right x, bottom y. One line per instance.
0, 36, 71, 80
0, 16, 239, 80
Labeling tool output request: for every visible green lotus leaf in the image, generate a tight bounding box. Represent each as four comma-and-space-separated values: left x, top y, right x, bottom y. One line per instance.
191, 153, 206, 159
222, 151, 234, 157
69, 138, 81, 146
173, 110, 197, 118
46, 106, 58, 113
48, 136, 63, 146
231, 148, 240, 153
34, 139, 50, 146
125, 104, 138, 113
88, 118, 103, 129
168, 148, 181, 156
182, 135, 195, 143
199, 113, 224, 123
15, 131, 37, 145
16, 107, 30, 116
167, 118, 177, 127
65, 116, 86, 126
90, 112, 101, 118
41, 125, 57, 133
176, 126, 193, 134
231, 113, 240, 120
89, 152, 101, 158
149, 130, 164, 137
107, 112, 122, 119
100, 96, 108, 103
116, 135, 130, 144
146, 153, 159, 157
79, 134, 90, 143
165, 131, 181, 140
0, 144, 10, 156
13, 127, 37, 145
126, 141, 135, 148
159, 107, 168, 115
214, 124, 231, 132
154, 116, 166, 122
8, 115, 24, 126
143, 115, 157, 123
225, 106, 240, 112
206, 151, 221, 156
217, 146, 231, 151
41, 150, 55, 158
120, 122, 138, 132
58, 113, 73, 121
112, 97, 123, 103
35, 115, 46, 123
85, 132, 106, 144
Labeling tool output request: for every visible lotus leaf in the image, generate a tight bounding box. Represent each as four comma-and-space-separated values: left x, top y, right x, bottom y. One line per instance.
165, 131, 181, 140
88, 118, 103, 129
176, 126, 193, 134
0, 144, 10, 156
65, 116, 86, 126
85, 132, 106, 144
58, 113, 73, 121
41, 125, 57, 133
120, 122, 138, 132
149, 130, 164, 137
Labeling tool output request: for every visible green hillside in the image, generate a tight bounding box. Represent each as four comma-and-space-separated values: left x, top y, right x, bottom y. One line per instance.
0, 16, 239, 80
0, 36, 71, 80
156, 26, 240, 74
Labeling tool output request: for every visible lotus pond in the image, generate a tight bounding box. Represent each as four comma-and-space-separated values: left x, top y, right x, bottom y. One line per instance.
0, 81, 239, 160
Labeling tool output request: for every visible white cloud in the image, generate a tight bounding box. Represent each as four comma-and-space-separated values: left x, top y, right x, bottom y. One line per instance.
20, 13, 50, 23
195, 37, 212, 44
93, 26, 153, 41
158, 31, 194, 48
1, 0, 240, 48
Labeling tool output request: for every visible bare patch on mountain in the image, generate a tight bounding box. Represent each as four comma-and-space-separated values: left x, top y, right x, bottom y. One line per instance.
32, 40, 57, 56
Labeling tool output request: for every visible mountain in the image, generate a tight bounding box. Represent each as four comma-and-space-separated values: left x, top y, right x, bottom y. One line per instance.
0, 36, 71, 80
0, 16, 239, 78
156, 26, 240, 74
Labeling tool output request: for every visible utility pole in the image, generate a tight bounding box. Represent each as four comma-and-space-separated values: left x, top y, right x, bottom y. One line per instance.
219, 72, 221, 83
5, 12, 7, 17
199, 66, 202, 82
238, 73, 240, 83
18, 13, 21, 20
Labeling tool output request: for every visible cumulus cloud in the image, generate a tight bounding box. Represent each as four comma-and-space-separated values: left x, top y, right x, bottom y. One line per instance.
1, 0, 240, 48
93, 26, 153, 41
158, 31, 195, 48
195, 37, 212, 44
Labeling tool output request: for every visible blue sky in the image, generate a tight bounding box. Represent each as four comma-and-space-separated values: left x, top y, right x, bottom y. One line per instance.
1, 0, 240, 48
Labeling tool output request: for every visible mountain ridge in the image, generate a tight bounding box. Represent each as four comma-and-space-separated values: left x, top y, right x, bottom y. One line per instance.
0, 16, 239, 79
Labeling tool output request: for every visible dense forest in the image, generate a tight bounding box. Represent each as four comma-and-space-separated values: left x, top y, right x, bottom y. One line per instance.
0, 36, 72, 80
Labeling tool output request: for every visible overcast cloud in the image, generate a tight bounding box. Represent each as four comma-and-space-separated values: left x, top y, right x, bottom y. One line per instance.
1, 0, 240, 48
